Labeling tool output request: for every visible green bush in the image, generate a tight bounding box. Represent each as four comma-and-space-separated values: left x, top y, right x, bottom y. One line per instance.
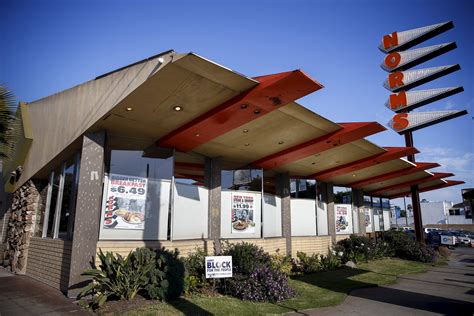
269, 249, 293, 276
295, 251, 322, 273
182, 248, 211, 294
78, 248, 154, 308
145, 247, 185, 300
221, 242, 271, 275
382, 231, 438, 263
320, 249, 341, 270
335, 235, 376, 263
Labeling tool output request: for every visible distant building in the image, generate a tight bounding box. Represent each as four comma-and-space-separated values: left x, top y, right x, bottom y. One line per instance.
391, 200, 472, 227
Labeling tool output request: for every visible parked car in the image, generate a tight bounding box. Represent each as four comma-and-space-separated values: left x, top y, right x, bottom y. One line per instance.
451, 231, 472, 245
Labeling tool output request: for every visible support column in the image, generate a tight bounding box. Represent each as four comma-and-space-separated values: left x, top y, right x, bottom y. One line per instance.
205, 157, 222, 254
276, 173, 291, 256
352, 189, 366, 236
67, 131, 105, 298
322, 182, 336, 244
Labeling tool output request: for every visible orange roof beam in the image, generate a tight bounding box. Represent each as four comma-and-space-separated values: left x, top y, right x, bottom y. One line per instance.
310, 147, 419, 181
158, 70, 324, 152
387, 180, 465, 199
252, 122, 385, 170
348, 162, 440, 188
368, 172, 454, 195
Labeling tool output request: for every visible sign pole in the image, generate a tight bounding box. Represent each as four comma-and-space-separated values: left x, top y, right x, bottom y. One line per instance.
404, 131, 424, 243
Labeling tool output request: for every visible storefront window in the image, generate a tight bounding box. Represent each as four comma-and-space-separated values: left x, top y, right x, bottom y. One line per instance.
110, 150, 173, 179
290, 179, 316, 199
334, 186, 351, 204
222, 169, 262, 192
363, 195, 372, 207
46, 172, 60, 238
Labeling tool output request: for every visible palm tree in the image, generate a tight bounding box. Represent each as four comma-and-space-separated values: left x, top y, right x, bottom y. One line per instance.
0, 85, 18, 159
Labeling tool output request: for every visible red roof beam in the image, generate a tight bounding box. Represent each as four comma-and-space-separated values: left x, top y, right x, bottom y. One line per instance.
252, 122, 385, 169
311, 147, 418, 181
387, 180, 465, 199
159, 70, 323, 152
368, 172, 454, 195
348, 162, 440, 188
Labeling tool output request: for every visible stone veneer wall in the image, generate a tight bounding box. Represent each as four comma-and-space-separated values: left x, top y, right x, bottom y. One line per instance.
26, 238, 72, 292
5, 180, 41, 274
291, 236, 332, 257
0, 210, 11, 261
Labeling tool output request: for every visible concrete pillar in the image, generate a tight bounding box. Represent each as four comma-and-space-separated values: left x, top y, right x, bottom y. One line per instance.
322, 182, 336, 244
67, 131, 105, 298
205, 157, 222, 254
352, 189, 366, 236
276, 173, 291, 256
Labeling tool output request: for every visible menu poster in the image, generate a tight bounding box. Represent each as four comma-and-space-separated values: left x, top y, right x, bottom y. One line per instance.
365, 208, 372, 231
335, 205, 350, 234
103, 174, 147, 230
231, 193, 256, 234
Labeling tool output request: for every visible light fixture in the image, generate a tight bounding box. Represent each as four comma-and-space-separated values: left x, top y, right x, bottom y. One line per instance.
278, 140, 284, 145
173, 105, 183, 112
240, 104, 248, 109
311, 162, 316, 165
253, 109, 261, 114
194, 133, 200, 137
352, 174, 356, 177
244, 143, 250, 146
243, 129, 249, 133
126, 107, 133, 112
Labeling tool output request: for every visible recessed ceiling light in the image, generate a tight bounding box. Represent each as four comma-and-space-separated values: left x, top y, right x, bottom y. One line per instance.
278, 141, 284, 145
173, 105, 183, 112
254, 109, 261, 114
240, 104, 248, 109
352, 174, 356, 177
336, 160, 341, 164
126, 107, 133, 111
243, 129, 249, 133
311, 162, 316, 165
194, 133, 200, 137
244, 143, 250, 146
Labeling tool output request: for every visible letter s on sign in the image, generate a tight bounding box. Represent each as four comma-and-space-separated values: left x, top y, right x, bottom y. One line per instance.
392, 113, 409, 131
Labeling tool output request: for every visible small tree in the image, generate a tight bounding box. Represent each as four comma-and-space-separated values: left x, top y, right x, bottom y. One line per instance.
0, 85, 18, 159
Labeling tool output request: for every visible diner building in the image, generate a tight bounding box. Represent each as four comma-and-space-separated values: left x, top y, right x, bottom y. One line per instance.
0, 50, 463, 296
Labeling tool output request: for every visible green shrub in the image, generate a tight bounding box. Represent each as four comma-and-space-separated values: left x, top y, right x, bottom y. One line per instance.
382, 231, 438, 263
221, 242, 271, 275
320, 249, 341, 270
335, 235, 376, 263
295, 251, 322, 273
269, 249, 293, 276
182, 248, 211, 294
78, 248, 154, 308
145, 247, 185, 300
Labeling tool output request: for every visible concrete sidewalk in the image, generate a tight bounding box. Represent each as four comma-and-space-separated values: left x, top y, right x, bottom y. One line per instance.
0, 267, 90, 316
289, 248, 474, 316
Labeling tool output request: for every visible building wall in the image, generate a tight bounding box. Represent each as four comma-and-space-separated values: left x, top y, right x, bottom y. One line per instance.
291, 236, 332, 257
447, 215, 472, 225
26, 238, 72, 292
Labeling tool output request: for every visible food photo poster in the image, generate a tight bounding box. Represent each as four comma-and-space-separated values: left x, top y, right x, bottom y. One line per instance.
231, 193, 256, 234
103, 174, 147, 230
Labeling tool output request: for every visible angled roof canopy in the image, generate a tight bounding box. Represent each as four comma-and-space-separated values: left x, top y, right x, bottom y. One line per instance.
14, 50, 463, 197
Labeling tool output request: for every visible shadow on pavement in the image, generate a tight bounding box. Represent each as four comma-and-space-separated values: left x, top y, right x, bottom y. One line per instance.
351, 286, 473, 316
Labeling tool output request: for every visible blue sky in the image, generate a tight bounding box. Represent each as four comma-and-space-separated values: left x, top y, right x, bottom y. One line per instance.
1, 0, 473, 207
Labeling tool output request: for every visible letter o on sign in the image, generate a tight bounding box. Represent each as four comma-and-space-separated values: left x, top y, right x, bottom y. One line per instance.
384, 52, 401, 69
